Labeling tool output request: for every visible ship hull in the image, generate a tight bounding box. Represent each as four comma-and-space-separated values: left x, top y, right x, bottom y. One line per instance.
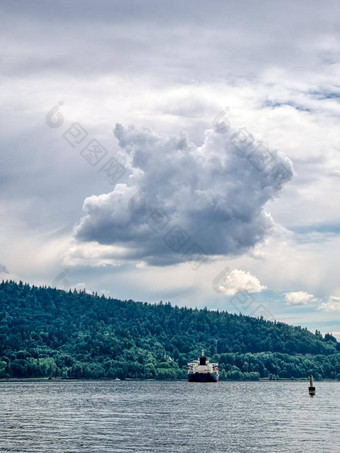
188, 372, 218, 382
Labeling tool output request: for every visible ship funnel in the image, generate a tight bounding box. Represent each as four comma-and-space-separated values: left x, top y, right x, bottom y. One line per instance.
199, 351, 207, 366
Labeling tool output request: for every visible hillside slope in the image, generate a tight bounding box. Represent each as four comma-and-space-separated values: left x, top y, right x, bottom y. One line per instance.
0, 281, 339, 380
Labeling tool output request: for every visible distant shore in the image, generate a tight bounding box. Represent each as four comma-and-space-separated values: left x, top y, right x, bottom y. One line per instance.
1, 377, 340, 383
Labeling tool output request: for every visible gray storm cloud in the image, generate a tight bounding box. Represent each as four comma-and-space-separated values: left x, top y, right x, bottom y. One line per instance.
74, 123, 293, 265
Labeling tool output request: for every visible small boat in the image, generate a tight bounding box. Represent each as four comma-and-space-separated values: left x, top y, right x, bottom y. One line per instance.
187, 350, 219, 382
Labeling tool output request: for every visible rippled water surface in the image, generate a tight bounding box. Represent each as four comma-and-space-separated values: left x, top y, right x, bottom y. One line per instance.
0, 380, 339, 452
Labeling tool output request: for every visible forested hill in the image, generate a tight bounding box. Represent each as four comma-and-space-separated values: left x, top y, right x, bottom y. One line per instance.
0, 280, 339, 380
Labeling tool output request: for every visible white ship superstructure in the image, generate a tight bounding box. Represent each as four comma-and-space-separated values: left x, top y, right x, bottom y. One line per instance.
188, 350, 219, 382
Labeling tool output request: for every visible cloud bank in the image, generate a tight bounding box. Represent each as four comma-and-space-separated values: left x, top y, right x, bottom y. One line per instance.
73, 123, 293, 266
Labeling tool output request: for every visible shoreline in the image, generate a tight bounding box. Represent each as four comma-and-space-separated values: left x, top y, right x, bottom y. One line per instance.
1, 377, 339, 383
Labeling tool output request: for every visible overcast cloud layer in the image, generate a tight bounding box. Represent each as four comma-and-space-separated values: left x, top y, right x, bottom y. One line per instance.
1, 0, 340, 337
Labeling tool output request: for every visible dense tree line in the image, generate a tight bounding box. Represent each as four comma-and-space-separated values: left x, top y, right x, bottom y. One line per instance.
0, 281, 339, 380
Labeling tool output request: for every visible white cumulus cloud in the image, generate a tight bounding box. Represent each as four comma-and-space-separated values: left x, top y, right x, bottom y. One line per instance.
74, 123, 293, 266
285, 291, 316, 305
319, 296, 340, 312
212, 268, 266, 296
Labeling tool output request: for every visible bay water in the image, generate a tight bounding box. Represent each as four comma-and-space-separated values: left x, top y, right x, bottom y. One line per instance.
0, 380, 339, 452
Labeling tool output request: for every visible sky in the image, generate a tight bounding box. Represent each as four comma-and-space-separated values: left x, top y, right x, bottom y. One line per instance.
1, 0, 340, 338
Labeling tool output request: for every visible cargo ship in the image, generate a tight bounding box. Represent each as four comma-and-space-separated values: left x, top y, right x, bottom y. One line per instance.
187, 351, 219, 382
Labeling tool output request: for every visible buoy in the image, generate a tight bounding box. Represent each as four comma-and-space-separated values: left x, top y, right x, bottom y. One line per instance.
309, 375, 315, 395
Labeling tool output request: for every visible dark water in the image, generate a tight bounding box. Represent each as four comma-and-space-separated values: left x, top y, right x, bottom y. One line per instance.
0, 380, 339, 453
